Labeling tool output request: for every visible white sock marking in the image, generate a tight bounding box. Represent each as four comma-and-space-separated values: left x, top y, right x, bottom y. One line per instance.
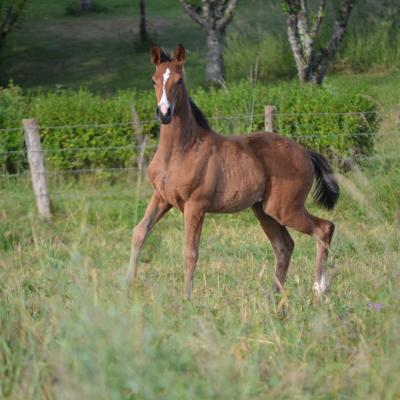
313, 273, 328, 296
313, 281, 322, 295
158, 68, 170, 115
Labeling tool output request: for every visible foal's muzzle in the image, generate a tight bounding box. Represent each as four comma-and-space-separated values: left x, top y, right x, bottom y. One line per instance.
157, 106, 172, 124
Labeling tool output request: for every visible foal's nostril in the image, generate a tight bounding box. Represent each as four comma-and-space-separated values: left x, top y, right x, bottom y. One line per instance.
156, 105, 172, 124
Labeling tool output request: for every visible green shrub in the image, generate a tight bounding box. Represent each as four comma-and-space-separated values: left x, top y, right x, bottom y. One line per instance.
193, 82, 378, 156
28, 89, 157, 171
0, 82, 378, 173
0, 85, 28, 174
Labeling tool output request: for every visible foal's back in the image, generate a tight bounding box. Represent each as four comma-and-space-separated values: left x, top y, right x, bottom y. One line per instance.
190, 129, 315, 215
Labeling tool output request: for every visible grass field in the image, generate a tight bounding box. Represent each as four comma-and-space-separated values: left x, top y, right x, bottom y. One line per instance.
2, 0, 281, 91
2, 0, 399, 92
1, 1, 400, 398
1, 71, 400, 398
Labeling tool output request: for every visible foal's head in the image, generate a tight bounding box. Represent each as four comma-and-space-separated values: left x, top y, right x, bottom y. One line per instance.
150, 43, 186, 124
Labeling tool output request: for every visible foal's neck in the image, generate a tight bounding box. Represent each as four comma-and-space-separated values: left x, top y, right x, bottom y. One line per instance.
159, 89, 199, 153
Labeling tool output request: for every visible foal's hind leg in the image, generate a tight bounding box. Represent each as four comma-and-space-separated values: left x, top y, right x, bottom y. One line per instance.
183, 202, 205, 300
279, 209, 335, 295
252, 204, 294, 292
127, 192, 171, 285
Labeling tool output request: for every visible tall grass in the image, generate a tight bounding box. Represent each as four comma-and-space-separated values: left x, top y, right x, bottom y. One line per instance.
225, 32, 295, 82
225, 4, 400, 83
338, 22, 400, 73
1, 155, 400, 398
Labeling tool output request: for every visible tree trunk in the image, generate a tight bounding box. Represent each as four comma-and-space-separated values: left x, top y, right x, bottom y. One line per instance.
285, 0, 354, 85
0, 1, 28, 50
287, 14, 310, 83
80, 0, 91, 11
179, 0, 238, 86
206, 28, 224, 86
139, 0, 148, 42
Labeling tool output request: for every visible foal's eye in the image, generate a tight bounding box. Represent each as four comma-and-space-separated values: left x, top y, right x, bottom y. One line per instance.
177, 78, 183, 85
151, 79, 155, 86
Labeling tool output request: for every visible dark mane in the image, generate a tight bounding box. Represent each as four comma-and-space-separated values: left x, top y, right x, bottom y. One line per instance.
159, 48, 173, 63
189, 98, 211, 130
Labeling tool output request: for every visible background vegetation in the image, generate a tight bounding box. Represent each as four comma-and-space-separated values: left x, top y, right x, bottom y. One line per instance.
0, 82, 378, 172
1, 0, 399, 399
0, 0, 399, 91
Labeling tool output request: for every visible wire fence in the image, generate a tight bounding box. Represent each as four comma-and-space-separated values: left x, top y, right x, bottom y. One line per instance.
2, 153, 399, 202
1, 108, 399, 204
1, 129, 399, 157
0, 153, 399, 181
0, 106, 399, 133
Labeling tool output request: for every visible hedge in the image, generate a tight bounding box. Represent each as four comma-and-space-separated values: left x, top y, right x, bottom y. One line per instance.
0, 82, 378, 174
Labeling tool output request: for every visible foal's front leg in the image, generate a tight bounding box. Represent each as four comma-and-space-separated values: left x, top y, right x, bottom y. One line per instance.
183, 203, 205, 299
127, 192, 171, 285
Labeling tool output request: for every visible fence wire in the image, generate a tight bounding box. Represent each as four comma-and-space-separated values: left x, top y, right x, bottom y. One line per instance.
0, 107, 399, 133
1, 154, 399, 181
1, 108, 399, 201
1, 131, 399, 157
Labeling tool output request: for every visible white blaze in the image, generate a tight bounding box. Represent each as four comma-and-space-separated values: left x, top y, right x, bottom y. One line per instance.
158, 68, 171, 115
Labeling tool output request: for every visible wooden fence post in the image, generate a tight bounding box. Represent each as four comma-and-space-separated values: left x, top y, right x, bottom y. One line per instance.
264, 105, 276, 132
23, 118, 52, 222
131, 105, 148, 172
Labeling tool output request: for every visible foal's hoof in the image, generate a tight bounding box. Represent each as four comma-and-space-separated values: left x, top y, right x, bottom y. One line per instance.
183, 287, 193, 301
313, 282, 324, 296
126, 269, 137, 287
312, 280, 330, 296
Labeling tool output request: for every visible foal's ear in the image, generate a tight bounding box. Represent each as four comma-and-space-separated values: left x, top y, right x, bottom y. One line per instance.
150, 44, 170, 65
174, 43, 186, 65
150, 43, 162, 65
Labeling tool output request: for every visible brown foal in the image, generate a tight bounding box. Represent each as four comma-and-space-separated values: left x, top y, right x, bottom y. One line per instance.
127, 44, 340, 299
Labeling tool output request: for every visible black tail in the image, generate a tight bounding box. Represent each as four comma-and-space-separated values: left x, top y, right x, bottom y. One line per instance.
308, 151, 340, 210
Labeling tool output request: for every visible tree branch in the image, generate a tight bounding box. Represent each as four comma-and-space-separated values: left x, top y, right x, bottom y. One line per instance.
297, 0, 312, 60
0, 7, 14, 38
179, 0, 207, 28
311, 0, 327, 40
314, 0, 354, 83
217, 0, 239, 31
0, 0, 27, 46
201, 0, 210, 21
287, 13, 306, 80
299, 0, 309, 30
325, 0, 354, 62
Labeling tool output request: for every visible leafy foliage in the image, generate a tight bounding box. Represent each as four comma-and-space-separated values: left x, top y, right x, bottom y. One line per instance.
0, 82, 378, 173
193, 82, 378, 157
0, 84, 26, 173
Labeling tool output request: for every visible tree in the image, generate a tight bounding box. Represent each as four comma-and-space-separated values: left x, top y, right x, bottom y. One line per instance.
179, 0, 239, 86
0, 0, 27, 50
79, 0, 91, 12
139, 0, 148, 42
283, 0, 355, 85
